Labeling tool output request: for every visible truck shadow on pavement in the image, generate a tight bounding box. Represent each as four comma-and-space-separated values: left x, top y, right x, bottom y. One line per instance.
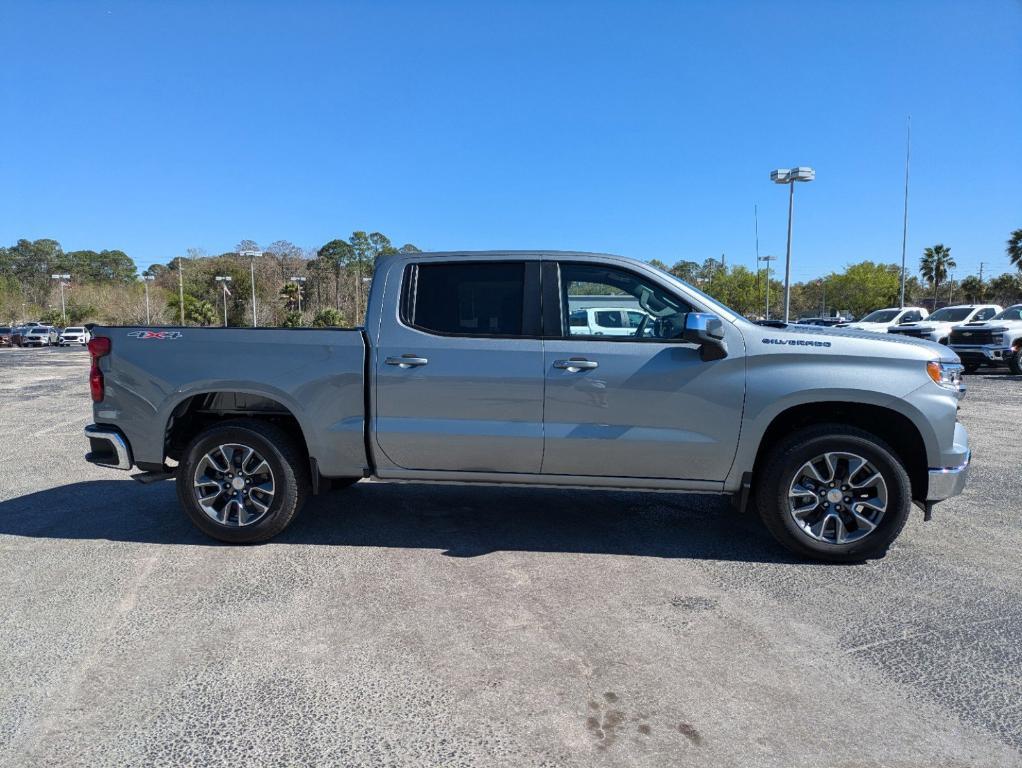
0, 479, 803, 563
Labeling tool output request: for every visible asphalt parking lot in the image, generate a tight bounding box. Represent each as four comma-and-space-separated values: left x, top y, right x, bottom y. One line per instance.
1, 346, 1021, 767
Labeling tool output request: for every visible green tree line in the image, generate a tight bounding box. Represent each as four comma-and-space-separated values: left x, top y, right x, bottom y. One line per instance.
2, 229, 1020, 326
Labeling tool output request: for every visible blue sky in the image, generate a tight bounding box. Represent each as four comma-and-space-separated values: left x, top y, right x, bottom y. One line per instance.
3, 0, 1020, 280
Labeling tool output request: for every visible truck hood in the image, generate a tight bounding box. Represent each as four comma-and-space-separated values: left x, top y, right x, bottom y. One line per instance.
840, 322, 891, 331
954, 320, 1022, 331
751, 321, 955, 359
889, 321, 951, 332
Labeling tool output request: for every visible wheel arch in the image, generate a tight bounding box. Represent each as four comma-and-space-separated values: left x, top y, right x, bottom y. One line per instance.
164, 390, 311, 468
749, 401, 930, 503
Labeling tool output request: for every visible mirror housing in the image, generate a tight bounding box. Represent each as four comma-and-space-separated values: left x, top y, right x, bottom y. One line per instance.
682, 312, 728, 361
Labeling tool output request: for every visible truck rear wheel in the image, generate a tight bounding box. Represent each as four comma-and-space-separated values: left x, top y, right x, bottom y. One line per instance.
755, 425, 912, 562
177, 419, 310, 544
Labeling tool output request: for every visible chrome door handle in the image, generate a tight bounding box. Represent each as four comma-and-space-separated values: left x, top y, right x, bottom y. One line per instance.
385, 355, 429, 368
553, 358, 598, 371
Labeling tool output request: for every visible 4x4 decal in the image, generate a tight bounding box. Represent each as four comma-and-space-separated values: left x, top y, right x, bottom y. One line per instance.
127, 330, 183, 340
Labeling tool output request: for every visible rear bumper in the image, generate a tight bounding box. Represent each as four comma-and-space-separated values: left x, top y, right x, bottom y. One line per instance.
84, 424, 134, 470
926, 422, 970, 502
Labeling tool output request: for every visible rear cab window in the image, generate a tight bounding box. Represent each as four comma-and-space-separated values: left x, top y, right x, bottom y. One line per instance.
401, 261, 532, 337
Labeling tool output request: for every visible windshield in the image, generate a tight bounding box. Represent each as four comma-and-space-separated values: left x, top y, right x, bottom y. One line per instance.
860, 310, 899, 323
928, 307, 973, 322
993, 306, 1022, 321
644, 261, 739, 320
65, 327, 83, 333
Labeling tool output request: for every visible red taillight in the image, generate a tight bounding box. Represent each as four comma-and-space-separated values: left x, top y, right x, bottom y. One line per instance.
88, 336, 111, 402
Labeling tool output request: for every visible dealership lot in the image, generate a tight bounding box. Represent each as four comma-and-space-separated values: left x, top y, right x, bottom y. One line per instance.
1, 346, 1021, 767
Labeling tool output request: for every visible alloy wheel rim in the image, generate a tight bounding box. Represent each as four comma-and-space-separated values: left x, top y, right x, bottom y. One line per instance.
787, 451, 888, 545
192, 443, 275, 527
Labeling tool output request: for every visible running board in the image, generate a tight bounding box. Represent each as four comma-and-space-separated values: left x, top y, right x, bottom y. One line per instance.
131, 470, 176, 484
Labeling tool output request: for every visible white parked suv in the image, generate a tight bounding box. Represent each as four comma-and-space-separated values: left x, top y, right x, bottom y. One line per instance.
886, 304, 1001, 345
568, 306, 653, 336
949, 304, 1022, 374
839, 307, 929, 332
59, 326, 91, 346
21, 326, 55, 347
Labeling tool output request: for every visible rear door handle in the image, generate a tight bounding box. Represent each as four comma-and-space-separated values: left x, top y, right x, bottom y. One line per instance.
385, 355, 429, 368
553, 358, 598, 372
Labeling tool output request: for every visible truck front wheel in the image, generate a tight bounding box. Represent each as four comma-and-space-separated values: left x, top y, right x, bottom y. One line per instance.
177, 419, 310, 544
755, 425, 912, 562
1009, 352, 1022, 376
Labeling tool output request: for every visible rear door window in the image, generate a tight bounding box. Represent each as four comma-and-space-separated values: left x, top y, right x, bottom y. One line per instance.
404, 262, 526, 337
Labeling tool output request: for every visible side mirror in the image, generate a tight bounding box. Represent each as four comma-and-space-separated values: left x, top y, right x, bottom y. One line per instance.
682, 312, 728, 361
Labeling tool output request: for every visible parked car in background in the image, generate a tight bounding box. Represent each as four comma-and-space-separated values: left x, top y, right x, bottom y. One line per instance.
949, 304, 1022, 374
59, 326, 90, 346
569, 306, 653, 336
887, 305, 1001, 345
21, 326, 55, 347
839, 307, 929, 332
0, 327, 12, 346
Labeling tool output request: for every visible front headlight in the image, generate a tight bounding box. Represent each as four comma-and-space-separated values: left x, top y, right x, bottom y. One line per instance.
927, 360, 964, 391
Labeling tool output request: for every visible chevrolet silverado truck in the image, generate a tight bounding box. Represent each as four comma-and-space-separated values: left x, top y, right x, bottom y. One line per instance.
887, 304, 1001, 345
949, 304, 1022, 375
83, 251, 971, 561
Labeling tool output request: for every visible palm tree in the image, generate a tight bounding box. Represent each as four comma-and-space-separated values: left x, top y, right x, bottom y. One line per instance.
279, 281, 301, 312
919, 244, 956, 308
1008, 229, 1022, 271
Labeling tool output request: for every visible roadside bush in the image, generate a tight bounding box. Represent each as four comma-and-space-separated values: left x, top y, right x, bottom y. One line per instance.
312, 308, 346, 327
280, 311, 304, 328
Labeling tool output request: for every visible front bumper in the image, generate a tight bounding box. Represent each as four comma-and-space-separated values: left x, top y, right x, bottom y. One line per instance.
84, 424, 134, 470
951, 344, 1011, 363
926, 422, 970, 501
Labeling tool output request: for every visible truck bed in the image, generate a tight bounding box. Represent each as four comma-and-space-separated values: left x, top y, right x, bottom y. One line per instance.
88, 326, 369, 478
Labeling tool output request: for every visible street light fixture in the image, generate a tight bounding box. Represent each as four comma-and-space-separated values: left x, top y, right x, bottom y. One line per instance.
50, 274, 70, 325
239, 250, 263, 326
141, 275, 155, 325
289, 276, 307, 314
215, 276, 232, 327
770, 166, 815, 322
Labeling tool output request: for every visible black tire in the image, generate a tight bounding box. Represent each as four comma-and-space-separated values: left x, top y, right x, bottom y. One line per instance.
176, 419, 310, 544
962, 361, 981, 374
755, 425, 912, 562
1009, 352, 1022, 376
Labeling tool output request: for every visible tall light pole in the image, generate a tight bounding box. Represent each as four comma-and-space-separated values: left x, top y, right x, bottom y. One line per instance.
215, 276, 232, 327
758, 255, 777, 319
142, 275, 155, 324
239, 250, 262, 326
899, 117, 911, 308
290, 276, 306, 314
770, 166, 815, 322
178, 257, 186, 325
50, 274, 70, 325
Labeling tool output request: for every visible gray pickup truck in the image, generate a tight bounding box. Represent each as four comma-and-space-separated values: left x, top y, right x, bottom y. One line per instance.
83, 251, 970, 561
